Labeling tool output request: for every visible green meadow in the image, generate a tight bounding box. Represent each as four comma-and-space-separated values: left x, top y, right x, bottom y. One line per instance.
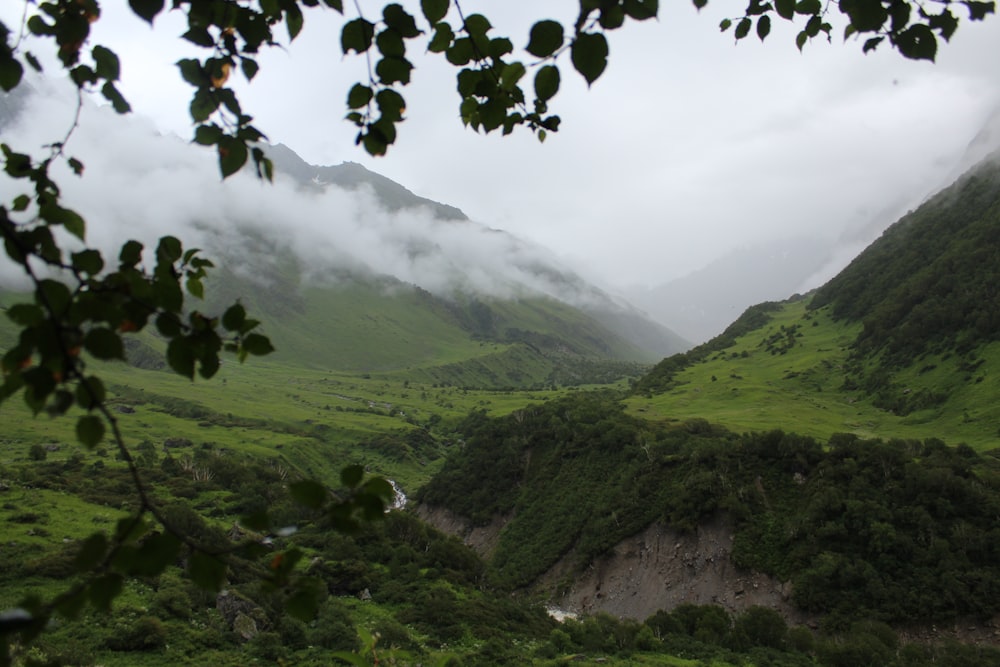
627, 298, 1000, 450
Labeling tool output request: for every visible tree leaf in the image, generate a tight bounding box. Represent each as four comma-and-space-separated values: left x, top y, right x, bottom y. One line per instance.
421, 0, 450, 24
342, 19, 375, 54
624, 0, 659, 20
128, 0, 164, 24
84, 328, 125, 360
526, 20, 564, 58
167, 338, 196, 378
895, 23, 937, 60
76, 415, 105, 449
241, 333, 274, 357
383, 4, 420, 38
757, 14, 771, 40
776, 0, 796, 19
290, 479, 328, 509
218, 137, 248, 178
188, 551, 227, 591
534, 64, 560, 102
570, 32, 608, 86
0, 55, 24, 92
340, 464, 365, 488
734, 17, 752, 39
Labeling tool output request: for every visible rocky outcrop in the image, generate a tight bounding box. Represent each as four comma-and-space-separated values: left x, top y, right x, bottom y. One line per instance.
414, 505, 508, 560
420, 505, 808, 624
537, 516, 807, 623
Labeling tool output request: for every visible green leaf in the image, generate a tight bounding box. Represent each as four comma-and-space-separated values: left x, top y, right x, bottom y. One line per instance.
340, 464, 365, 488
795, 0, 822, 14
346, 84, 373, 109
570, 32, 608, 86
37, 279, 72, 314
84, 328, 125, 360
89, 573, 123, 612
383, 4, 420, 38
75, 376, 106, 410
74, 533, 109, 571
25, 51, 42, 72
720, 18, 733, 31
190, 89, 219, 122
12, 194, 30, 211
534, 64, 560, 102
895, 23, 937, 60
241, 333, 274, 357
102, 82, 131, 113
182, 27, 215, 47
463, 13, 491, 37
775, 0, 795, 19
376, 28, 406, 58
796, 29, 809, 50
599, 5, 626, 29
0, 55, 24, 92
222, 303, 246, 332
421, 0, 449, 24
167, 338, 196, 378
128, 0, 164, 24
286, 3, 304, 41
157, 235, 182, 263
239, 510, 270, 532
176, 58, 209, 87
376, 89, 406, 120
76, 415, 105, 449
624, 0, 659, 20
71, 249, 104, 275
290, 479, 328, 509
130, 533, 182, 576
285, 579, 323, 621
218, 137, 248, 178
734, 17, 752, 39
342, 18, 375, 54
375, 56, 413, 85
186, 276, 204, 299
757, 14, 771, 40
6, 303, 43, 327
526, 20, 564, 58
445, 37, 474, 65
188, 551, 227, 591
92, 46, 120, 81
428, 22, 454, 52
193, 123, 223, 146
240, 57, 259, 81
119, 240, 143, 266
965, 1, 995, 20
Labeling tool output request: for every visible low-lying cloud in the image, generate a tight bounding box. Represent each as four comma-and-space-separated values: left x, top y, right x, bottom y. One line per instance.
0, 80, 603, 307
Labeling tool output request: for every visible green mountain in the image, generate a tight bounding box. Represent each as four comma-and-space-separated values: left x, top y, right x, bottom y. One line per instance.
631, 154, 1000, 446
178, 144, 689, 388
414, 154, 1000, 636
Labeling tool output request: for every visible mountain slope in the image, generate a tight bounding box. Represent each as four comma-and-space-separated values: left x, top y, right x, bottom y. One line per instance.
629, 154, 1000, 445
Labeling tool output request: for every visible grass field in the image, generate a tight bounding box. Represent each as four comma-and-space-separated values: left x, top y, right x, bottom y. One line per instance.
627, 299, 1000, 450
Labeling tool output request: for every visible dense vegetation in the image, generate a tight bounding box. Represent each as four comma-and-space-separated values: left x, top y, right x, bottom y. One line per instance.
6, 429, 1000, 666
420, 394, 1000, 626
633, 301, 784, 395
807, 158, 1000, 412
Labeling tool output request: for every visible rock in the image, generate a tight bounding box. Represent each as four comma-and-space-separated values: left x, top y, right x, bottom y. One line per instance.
163, 437, 193, 449
232, 612, 259, 641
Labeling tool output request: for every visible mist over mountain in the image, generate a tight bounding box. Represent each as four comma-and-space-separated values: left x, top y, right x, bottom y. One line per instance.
624, 104, 1000, 345
0, 82, 686, 371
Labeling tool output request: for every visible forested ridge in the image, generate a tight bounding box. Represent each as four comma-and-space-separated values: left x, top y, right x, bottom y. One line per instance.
419, 394, 1000, 626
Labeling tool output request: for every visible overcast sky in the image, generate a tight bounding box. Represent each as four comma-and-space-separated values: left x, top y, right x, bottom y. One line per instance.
3, 1, 999, 290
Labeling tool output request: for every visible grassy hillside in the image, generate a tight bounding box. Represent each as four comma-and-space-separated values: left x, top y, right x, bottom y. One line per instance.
628, 298, 1000, 449
632, 156, 1000, 450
